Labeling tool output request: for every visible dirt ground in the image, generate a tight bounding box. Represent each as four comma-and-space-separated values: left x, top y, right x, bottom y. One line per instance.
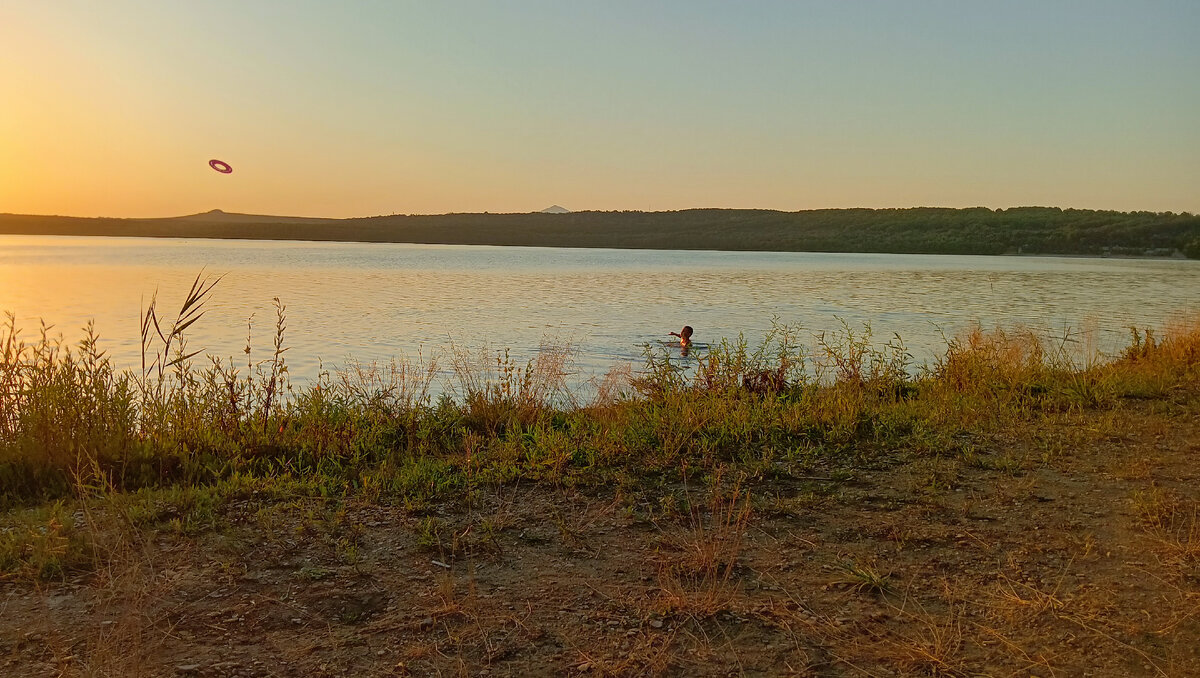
3, 393, 1198, 677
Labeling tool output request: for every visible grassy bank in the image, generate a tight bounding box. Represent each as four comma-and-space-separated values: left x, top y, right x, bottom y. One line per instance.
2, 285, 1196, 569
2, 291, 1198, 675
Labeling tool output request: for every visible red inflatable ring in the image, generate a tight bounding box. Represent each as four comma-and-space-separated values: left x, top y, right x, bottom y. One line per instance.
209, 159, 232, 174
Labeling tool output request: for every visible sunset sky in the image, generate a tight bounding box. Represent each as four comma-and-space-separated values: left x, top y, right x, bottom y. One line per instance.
2, 1, 1197, 218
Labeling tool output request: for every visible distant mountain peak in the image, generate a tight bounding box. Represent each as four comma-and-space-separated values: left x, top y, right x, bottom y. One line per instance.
540, 205, 570, 214
172, 209, 339, 224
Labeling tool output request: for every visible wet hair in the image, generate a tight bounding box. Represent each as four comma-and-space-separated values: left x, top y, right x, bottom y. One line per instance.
680, 326, 693, 339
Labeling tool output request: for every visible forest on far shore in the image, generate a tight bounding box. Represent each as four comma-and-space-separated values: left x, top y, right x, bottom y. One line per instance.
2, 206, 1198, 258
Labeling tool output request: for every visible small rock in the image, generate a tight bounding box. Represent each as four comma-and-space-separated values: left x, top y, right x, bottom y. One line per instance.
650, 619, 664, 629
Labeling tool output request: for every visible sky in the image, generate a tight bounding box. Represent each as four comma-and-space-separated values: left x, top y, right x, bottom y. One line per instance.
2, 1, 1198, 218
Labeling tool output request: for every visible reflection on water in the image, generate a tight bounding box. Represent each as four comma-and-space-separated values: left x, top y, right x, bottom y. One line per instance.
1, 235, 1197, 384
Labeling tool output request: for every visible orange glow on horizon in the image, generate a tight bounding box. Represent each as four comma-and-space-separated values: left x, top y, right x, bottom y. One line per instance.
2, 3, 1198, 219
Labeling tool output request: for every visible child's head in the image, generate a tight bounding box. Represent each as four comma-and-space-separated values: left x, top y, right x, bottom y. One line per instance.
680, 326, 693, 339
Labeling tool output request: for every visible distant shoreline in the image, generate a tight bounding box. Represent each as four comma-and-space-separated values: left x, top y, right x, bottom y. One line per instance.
1, 230, 1194, 262
2, 207, 1197, 259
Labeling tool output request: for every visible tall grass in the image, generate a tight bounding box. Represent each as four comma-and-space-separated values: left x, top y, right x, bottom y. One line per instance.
450, 339, 575, 433
1, 314, 141, 502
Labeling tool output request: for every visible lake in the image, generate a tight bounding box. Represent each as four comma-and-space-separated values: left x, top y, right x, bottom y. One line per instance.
2, 235, 1197, 389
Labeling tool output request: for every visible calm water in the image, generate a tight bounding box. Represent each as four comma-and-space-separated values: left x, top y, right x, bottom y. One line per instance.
1, 235, 1197, 387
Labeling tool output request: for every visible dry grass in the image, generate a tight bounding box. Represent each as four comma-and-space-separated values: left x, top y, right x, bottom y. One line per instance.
588, 361, 634, 408
885, 597, 967, 676
335, 352, 439, 417
1132, 487, 1200, 580
933, 324, 1048, 397
450, 339, 576, 432
14, 483, 174, 677
651, 474, 752, 620
988, 574, 1068, 624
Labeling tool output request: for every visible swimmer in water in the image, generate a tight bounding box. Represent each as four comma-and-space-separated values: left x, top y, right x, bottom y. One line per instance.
669, 325, 693, 348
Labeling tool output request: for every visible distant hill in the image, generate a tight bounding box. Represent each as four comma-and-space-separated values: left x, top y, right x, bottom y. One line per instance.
1, 207, 1197, 258
169, 209, 339, 225
539, 205, 571, 214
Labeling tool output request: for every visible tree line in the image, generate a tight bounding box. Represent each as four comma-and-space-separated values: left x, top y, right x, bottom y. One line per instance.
2, 206, 1198, 258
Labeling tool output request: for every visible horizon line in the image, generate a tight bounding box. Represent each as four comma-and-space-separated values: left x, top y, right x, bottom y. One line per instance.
4, 204, 1197, 222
